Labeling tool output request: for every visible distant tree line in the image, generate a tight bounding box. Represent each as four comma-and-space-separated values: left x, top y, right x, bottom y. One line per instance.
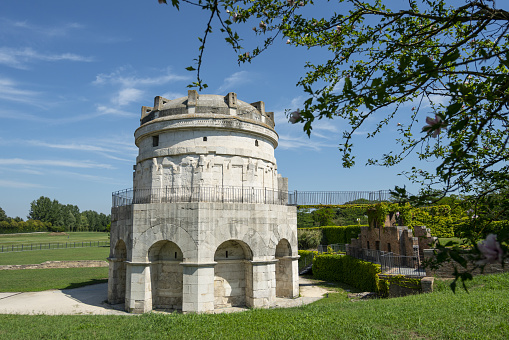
0, 196, 110, 234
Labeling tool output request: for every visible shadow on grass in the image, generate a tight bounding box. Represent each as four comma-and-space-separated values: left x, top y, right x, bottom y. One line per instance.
63, 278, 108, 290
300, 274, 362, 293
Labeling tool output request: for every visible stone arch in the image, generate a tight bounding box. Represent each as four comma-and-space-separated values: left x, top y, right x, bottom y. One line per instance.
148, 240, 184, 311
109, 239, 127, 304
213, 239, 253, 308
275, 238, 293, 298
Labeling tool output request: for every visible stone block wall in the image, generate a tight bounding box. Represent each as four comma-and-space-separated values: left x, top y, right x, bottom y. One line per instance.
423, 249, 509, 278
109, 202, 298, 313
349, 225, 436, 258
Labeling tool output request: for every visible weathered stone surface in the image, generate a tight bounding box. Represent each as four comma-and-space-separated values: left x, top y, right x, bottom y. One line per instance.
109, 91, 298, 313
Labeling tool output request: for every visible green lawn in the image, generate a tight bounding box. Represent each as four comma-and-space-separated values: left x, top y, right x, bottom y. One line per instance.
0, 232, 109, 246
0, 246, 110, 265
0, 267, 108, 292
0, 273, 508, 339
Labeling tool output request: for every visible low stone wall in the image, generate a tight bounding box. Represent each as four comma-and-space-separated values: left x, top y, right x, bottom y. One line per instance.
0, 260, 108, 270
423, 249, 509, 278
379, 275, 434, 297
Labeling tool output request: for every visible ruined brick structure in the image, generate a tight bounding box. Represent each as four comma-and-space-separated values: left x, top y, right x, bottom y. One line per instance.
348, 214, 436, 260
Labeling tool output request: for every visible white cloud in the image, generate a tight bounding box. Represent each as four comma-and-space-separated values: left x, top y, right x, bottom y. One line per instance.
0, 158, 114, 169
0, 47, 93, 69
24, 139, 136, 162
114, 88, 144, 106
3, 19, 84, 37
0, 179, 45, 189
313, 121, 339, 133
93, 67, 189, 87
277, 134, 337, 151
50, 170, 125, 185
161, 91, 186, 100
0, 77, 41, 102
217, 71, 252, 92
96, 105, 138, 118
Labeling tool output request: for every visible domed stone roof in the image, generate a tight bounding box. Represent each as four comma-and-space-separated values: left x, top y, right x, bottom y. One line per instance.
140, 90, 275, 128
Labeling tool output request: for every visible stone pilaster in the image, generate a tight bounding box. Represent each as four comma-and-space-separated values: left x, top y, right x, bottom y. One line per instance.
181, 262, 216, 313
247, 260, 277, 308
125, 262, 152, 313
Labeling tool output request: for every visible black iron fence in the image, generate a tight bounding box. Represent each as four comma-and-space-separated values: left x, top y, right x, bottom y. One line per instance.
289, 190, 392, 206
346, 245, 426, 277
112, 186, 289, 207
112, 187, 392, 207
317, 243, 346, 254
0, 241, 110, 253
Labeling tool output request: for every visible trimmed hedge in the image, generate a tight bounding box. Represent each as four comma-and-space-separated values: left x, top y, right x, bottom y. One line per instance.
298, 250, 318, 270
321, 225, 362, 244
297, 225, 365, 249
313, 254, 381, 292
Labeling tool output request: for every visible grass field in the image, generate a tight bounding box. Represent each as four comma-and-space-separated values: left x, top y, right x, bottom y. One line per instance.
0, 232, 507, 339
0, 246, 110, 266
0, 267, 108, 291
0, 273, 507, 339
0, 232, 109, 246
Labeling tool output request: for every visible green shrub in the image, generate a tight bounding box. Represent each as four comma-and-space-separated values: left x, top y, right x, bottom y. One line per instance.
297, 228, 322, 249
298, 250, 318, 270
0, 219, 51, 234
378, 275, 422, 298
410, 206, 454, 237
321, 225, 362, 244
313, 254, 381, 292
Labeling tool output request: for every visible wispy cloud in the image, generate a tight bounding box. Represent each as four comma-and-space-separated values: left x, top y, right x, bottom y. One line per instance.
113, 88, 145, 107
0, 47, 93, 69
313, 121, 339, 133
96, 105, 138, 118
217, 71, 252, 92
24, 139, 136, 162
50, 170, 125, 185
278, 134, 337, 151
0, 158, 114, 169
0, 179, 46, 189
161, 91, 186, 100
0, 77, 42, 103
93, 67, 189, 87
2, 19, 84, 38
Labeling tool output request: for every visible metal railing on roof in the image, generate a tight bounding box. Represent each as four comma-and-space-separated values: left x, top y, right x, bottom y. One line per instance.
112, 187, 392, 207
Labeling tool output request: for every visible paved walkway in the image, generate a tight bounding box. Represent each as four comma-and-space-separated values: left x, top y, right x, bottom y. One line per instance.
0, 277, 333, 315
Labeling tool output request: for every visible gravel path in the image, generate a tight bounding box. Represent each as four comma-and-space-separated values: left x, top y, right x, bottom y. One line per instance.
0, 276, 334, 315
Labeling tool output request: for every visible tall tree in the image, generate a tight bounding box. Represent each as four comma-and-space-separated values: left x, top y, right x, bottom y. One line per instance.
158, 0, 508, 284
0, 207, 7, 222
158, 0, 509, 202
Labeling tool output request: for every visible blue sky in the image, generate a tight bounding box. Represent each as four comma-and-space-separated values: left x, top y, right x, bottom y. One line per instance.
0, 1, 439, 219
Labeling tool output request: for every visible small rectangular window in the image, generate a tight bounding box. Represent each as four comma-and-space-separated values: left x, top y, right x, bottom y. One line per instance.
152, 136, 159, 147
203, 136, 207, 141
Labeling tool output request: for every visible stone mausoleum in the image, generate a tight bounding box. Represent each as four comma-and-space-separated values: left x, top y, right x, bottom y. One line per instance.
108, 90, 299, 313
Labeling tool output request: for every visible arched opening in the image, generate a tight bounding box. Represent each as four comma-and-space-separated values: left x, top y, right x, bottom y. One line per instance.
214, 240, 253, 308
275, 238, 293, 298
110, 239, 127, 304
148, 240, 183, 311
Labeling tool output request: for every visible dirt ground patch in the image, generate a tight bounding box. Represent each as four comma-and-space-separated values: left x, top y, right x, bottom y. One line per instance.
0, 260, 108, 270
48, 232, 69, 236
